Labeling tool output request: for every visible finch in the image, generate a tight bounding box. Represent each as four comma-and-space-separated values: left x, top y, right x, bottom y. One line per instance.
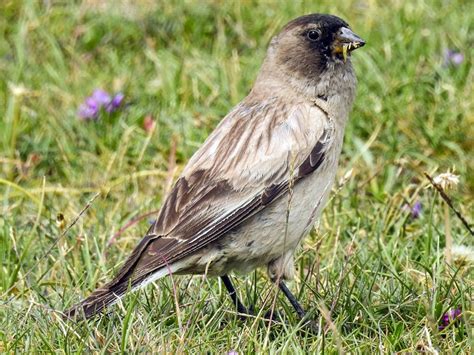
65, 13, 365, 321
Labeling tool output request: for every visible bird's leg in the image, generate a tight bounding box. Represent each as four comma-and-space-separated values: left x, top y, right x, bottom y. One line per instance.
221, 275, 252, 318
278, 281, 306, 318
279, 280, 319, 332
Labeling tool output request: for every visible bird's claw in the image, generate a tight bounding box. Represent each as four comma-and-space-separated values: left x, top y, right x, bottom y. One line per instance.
300, 319, 319, 334
263, 309, 282, 323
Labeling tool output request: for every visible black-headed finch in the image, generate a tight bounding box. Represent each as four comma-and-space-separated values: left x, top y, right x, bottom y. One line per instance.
65, 13, 365, 323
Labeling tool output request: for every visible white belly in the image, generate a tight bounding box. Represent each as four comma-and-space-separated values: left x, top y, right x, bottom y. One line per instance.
178, 147, 341, 278
227, 157, 337, 267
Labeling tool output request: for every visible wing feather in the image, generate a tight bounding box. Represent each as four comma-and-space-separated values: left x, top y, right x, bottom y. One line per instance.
109, 97, 332, 287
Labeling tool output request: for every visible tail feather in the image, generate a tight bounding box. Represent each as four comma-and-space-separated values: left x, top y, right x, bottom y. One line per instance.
64, 281, 133, 320
64, 261, 184, 320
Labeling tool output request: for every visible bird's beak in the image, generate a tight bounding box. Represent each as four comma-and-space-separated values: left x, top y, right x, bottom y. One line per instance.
332, 27, 366, 61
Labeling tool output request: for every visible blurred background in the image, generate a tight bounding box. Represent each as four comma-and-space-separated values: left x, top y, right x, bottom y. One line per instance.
0, 0, 472, 352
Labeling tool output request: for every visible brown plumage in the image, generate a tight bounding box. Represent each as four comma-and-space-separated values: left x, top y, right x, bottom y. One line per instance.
65, 13, 365, 320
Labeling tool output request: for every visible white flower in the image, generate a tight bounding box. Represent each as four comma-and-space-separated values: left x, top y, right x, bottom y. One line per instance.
8, 82, 28, 97
433, 171, 459, 190
451, 244, 474, 265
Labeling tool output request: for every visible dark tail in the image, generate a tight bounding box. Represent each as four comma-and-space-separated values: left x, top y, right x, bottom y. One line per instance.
64, 282, 130, 320
64, 228, 164, 320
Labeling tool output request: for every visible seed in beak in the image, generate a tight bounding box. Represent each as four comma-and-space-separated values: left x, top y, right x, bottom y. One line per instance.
342, 44, 348, 62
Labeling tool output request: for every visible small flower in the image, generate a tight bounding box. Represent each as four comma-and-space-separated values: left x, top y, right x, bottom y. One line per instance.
438, 308, 462, 331
9, 83, 28, 97
403, 200, 422, 219
78, 102, 99, 120
443, 49, 464, 67
411, 201, 422, 219
143, 115, 156, 134
433, 171, 459, 190
227, 351, 238, 355
451, 244, 474, 265
106, 93, 124, 113
78, 89, 125, 120
91, 89, 111, 106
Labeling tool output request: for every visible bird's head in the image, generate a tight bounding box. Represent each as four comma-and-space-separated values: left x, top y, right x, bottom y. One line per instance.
265, 14, 365, 80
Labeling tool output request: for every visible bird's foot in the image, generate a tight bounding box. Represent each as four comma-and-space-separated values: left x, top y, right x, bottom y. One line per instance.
300, 319, 319, 334
263, 309, 283, 323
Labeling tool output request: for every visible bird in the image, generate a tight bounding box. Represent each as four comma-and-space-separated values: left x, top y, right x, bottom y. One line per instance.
65, 13, 365, 322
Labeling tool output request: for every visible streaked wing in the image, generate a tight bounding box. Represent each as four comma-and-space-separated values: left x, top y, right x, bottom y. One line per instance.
109, 96, 332, 288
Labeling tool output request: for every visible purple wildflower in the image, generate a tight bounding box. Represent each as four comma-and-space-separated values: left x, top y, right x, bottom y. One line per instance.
439, 308, 462, 331
91, 89, 111, 106
106, 93, 125, 113
411, 201, 422, 219
403, 200, 422, 219
78, 102, 99, 120
78, 89, 125, 120
443, 49, 464, 67
227, 351, 238, 355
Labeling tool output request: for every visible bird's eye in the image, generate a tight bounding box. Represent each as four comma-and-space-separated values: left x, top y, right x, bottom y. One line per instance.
306, 30, 321, 41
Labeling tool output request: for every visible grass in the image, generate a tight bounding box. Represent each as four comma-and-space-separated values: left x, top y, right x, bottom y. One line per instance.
1, 0, 473, 352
